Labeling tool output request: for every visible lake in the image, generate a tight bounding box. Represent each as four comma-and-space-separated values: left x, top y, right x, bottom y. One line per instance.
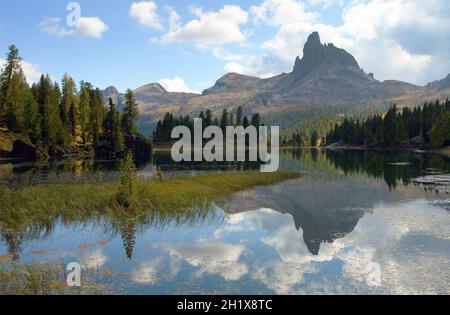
0, 149, 449, 294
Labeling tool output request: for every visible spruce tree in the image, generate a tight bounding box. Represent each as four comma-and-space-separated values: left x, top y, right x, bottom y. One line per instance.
243, 116, 249, 129
79, 81, 92, 144
4, 70, 27, 132
23, 84, 41, 144
431, 111, 450, 149
205, 109, 213, 127
122, 89, 139, 136
236, 106, 243, 126
105, 97, 124, 153
89, 88, 105, 147
251, 113, 261, 129
220, 108, 229, 132
61, 74, 78, 143
0, 45, 22, 126
117, 150, 137, 208
310, 130, 319, 147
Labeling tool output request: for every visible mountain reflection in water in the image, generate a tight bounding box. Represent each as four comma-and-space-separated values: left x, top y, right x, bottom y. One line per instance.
0, 149, 449, 294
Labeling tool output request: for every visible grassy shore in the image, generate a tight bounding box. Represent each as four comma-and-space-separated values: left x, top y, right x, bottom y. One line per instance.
0, 171, 300, 228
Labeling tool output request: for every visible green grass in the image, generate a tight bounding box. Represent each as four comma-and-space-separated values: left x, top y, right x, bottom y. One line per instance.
0, 171, 300, 233
0, 262, 112, 295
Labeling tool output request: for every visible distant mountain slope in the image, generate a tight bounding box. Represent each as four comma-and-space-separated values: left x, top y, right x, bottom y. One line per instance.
102, 32, 450, 134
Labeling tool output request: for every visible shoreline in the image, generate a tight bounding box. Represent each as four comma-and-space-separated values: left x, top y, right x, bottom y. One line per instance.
323, 144, 450, 158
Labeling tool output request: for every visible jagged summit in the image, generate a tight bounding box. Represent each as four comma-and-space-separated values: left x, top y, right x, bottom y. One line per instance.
102, 85, 123, 109
104, 86, 119, 94
293, 32, 360, 82
436, 74, 450, 91
102, 31, 450, 133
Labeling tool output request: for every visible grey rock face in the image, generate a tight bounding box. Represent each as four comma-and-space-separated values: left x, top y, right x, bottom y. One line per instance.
102, 86, 123, 110
101, 32, 450, 133
292, 32, 359, 82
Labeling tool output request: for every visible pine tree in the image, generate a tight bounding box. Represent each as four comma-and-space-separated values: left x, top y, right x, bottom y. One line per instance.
89, 88, 105, 147
236, 106, 243, 126
199, 111, 205, 132
431, 111, 450, 149
310, 130, 319, 147
4, 70, 27, 132
220, 108, 229, 132
122, 89, 139, 136
251, 113, 261, 129
0, 45, 22, 126
243, 116, 249, 129
104, 97, 124, 153
205, 109, 213, 127
23, 85, 41, 144
229, 112, 234, 127
79, 81, 92, 144
61, 74, 80, 143
383, 106, 399, 146
117, 150, 137, 208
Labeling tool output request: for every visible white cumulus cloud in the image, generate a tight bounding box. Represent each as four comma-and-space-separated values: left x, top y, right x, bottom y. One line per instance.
40, 16, 108, 39
166, 242, 248, 281
129, 1, 163, 30
162, 5, 249, 46
243, 0, 450, 84
158, 76, 197, 93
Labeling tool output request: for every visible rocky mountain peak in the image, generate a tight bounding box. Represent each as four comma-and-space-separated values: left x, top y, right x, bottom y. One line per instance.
102, 86, 123, 109
293, 32, 360, 81
135, 83, 167, 94
437, 73, 450, 91
104, 86, 119, 94
203, 73, 262, 95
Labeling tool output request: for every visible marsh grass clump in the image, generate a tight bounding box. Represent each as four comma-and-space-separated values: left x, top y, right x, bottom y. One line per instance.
0, 263, 61, 295
116, 150, 136, 208
0, 171, 301, 236
0, 262, 111, 295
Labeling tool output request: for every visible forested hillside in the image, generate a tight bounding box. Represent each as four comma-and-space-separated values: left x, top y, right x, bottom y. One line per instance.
325, 100, 450, 149
0, 45, 151, 160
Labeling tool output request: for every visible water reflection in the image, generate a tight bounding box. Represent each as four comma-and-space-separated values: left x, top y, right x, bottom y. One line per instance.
281, 148, 450, 192
0, 149, 449, 294
0, 203, 224, 262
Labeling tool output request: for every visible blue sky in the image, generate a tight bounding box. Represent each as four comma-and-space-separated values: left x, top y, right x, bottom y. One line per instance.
0, 0, 449, 93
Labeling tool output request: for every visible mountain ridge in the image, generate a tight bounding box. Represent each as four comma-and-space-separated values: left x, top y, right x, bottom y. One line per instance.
102, 32, 450, 133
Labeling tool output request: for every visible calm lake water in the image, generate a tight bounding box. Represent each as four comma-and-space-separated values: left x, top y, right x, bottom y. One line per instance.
0, 149, 449, 294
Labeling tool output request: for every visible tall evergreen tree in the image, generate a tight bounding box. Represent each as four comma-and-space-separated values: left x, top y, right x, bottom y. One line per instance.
89, 88, 105, 147
122, 89, 139, 136
33, 75, 64, 145
79, 81, 92, 143
431, 111, 450, 149
22, 82, 41, 143
236, 106, 243, 126
4, 69, 27, 132
310, 130, 319, 147
104, 97, 124, 153
220, 108, 229, 132
60, 74, 79, 142
0, 45, 22, 126
243, 116, 249, 129
251, 113, 261, 129
204, 109, 213, 127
